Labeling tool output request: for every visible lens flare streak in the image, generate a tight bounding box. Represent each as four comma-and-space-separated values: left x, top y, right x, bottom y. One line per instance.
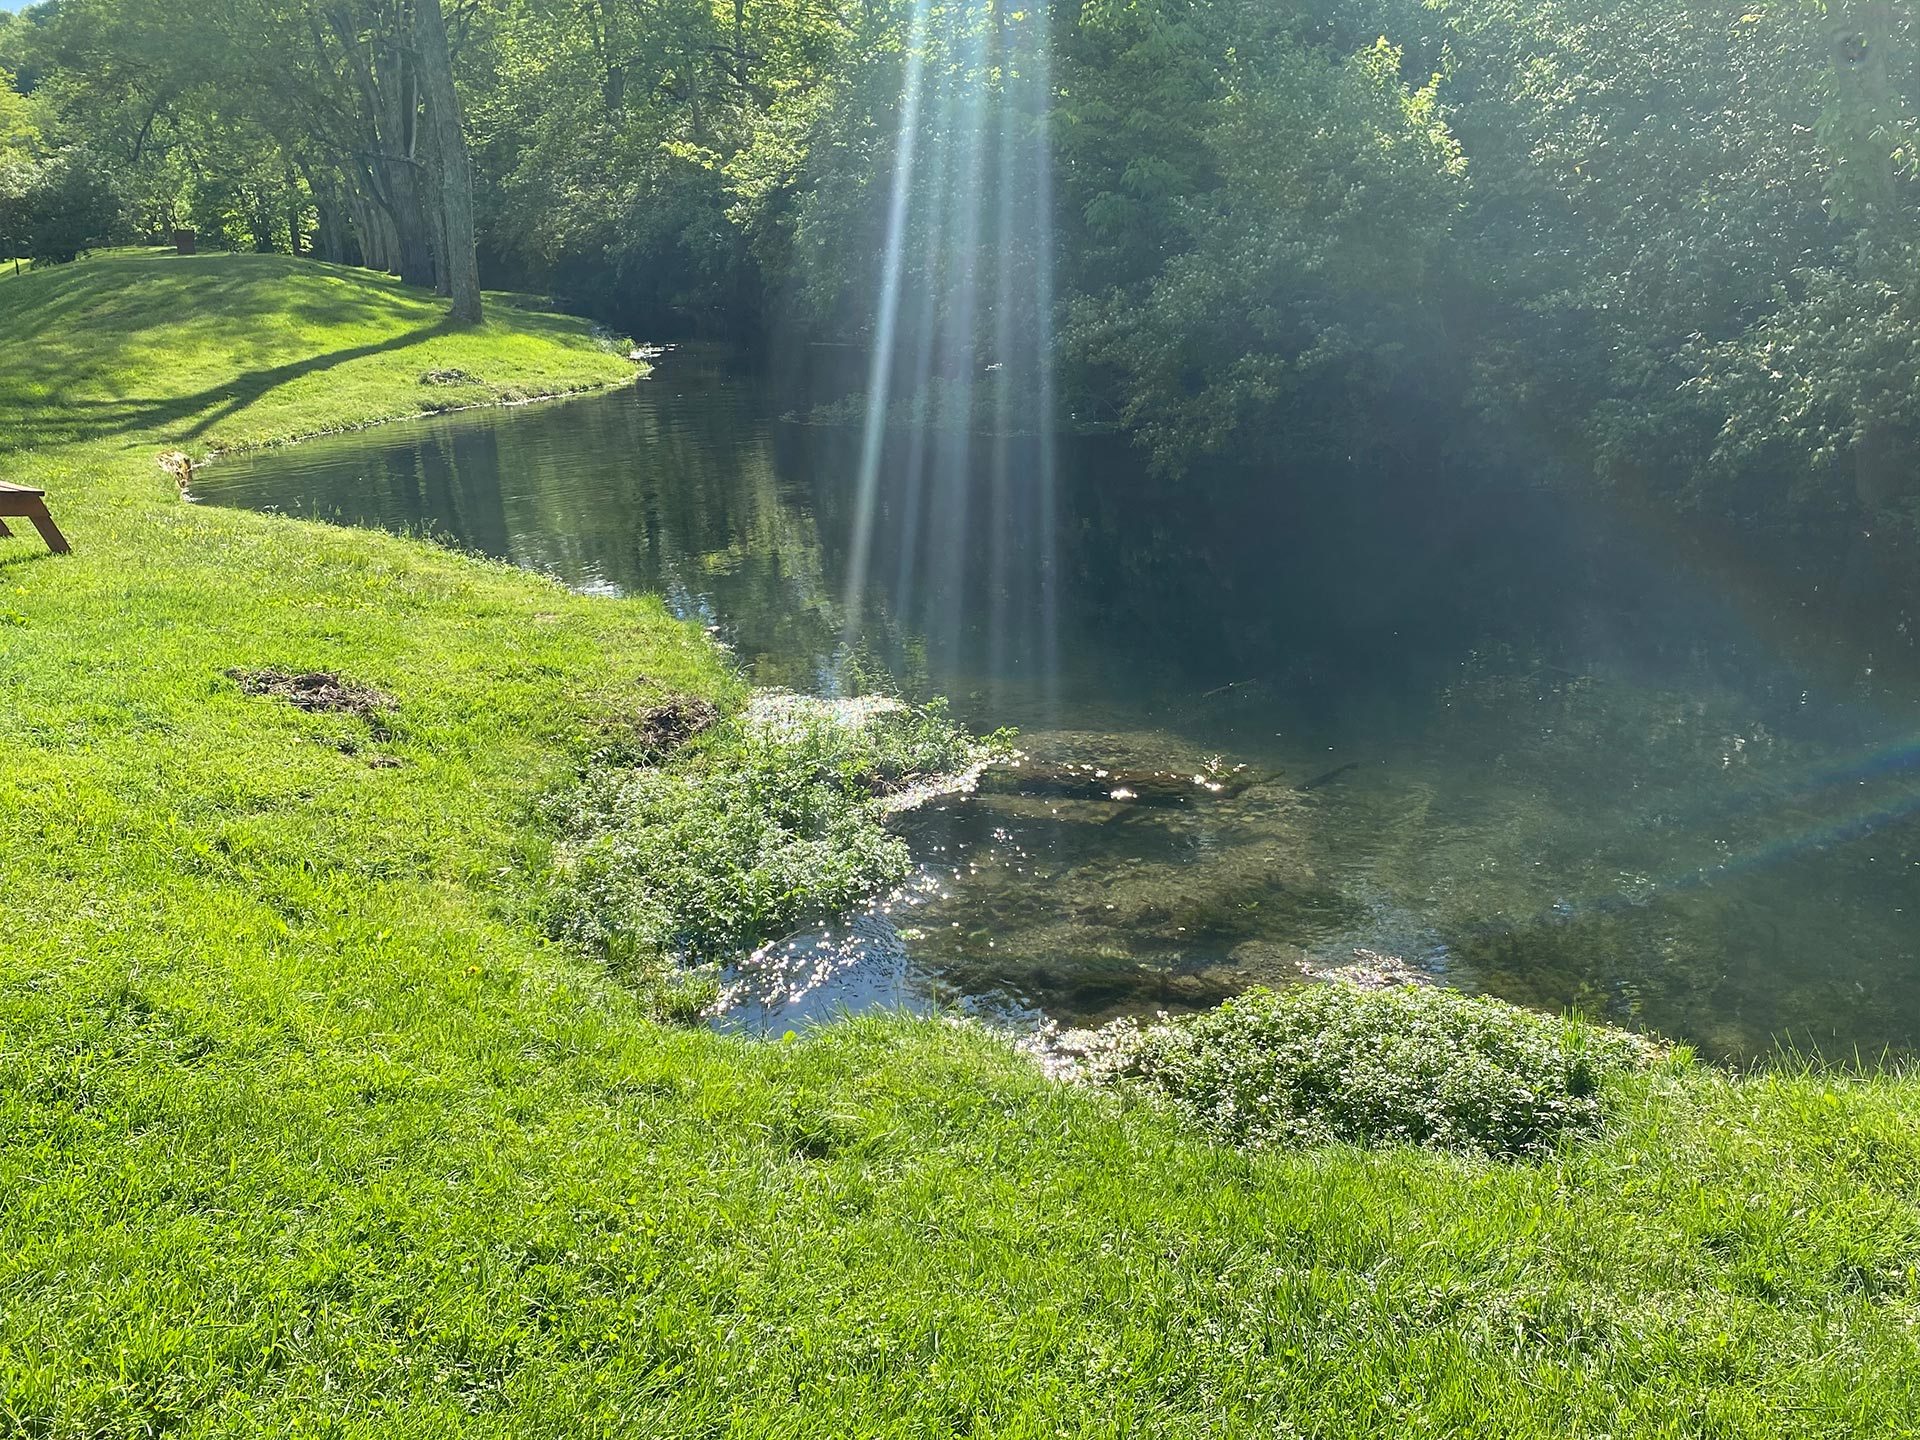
838, 0, 1060, 715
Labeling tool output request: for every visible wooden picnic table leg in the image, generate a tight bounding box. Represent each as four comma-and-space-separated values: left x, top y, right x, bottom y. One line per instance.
21, 499, 70, 555
0, 517, 12, 538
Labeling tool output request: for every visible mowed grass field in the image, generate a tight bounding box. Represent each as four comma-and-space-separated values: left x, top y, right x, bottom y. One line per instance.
0, 251, 1918, 1437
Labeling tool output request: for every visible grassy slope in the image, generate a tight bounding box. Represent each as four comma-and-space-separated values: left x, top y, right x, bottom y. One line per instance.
1, 252, 1917, 1437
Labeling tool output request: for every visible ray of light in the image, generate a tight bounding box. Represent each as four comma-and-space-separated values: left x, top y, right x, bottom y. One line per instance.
1028, 4, 1061, 723
923, 2, 994, 667
839, 0, 935, 657
890, 55, 959, 615
835, 0, 1061, 714
986, 5, 1018, 693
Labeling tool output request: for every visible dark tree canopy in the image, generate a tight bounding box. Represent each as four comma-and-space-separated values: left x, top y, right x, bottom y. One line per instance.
9, 0, 1920, 538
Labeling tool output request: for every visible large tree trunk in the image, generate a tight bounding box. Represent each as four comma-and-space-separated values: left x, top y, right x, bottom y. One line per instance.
368, 33, 435, 287
415, 0, 482, 323
323, 181, 360, 265
348, 182, 397, 273
285, 164, 304, 256
313, 9, 425, 282
298, 160, 349, 264
420, 115, 453, 297
376, 155, 436, 286
313, 192, 350, 263
430, 179, 453, 298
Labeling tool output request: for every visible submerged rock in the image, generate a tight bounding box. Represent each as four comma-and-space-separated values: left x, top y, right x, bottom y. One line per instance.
1306, 948, 1436, 990
977, 758, 1262, 807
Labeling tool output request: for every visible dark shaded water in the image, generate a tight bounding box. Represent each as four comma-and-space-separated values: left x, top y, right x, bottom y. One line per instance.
196, 353, 1920, 1058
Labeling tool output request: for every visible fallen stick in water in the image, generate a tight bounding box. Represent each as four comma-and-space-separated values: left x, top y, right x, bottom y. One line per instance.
1296, 761, 1360, 792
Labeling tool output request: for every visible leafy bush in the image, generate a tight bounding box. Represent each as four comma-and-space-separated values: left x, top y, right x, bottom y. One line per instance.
1088, 984, 1657, 1159
0, 148, 122, 264
548, 695, 990, 971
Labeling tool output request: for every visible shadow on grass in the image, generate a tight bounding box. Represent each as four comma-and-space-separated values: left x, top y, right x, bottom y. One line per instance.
0, 545, 63, 570
0, 252, 606, 464
89, 323, 450, 440
3, 322, 454, 452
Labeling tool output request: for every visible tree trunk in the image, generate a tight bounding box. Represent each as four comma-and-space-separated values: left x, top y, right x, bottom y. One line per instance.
286, 164, 304, 256
367, 37, 436, 287
348, 184, 396, 273
375, 201, 404, 275
419, 109, 452, 297
250, 199, 277, 252
297, 160, 346, 263
376, 154, 436, 286
343, 188, 373, 269
415, 0, 483, 323
1826, 0, 1899, 215
323, 185, 358, 265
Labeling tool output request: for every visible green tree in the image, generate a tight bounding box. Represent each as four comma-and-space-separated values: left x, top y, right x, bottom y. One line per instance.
0, 65, 40, 162
1057, 5, 1468, 468
0, 146, 123, 263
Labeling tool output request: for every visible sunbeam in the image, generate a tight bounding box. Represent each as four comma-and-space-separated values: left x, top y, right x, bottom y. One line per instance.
838, 0, 934, 656
837, 0, 1060, 712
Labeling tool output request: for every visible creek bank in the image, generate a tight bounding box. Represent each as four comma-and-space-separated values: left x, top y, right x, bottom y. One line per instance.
8, 255, 1920, 1432
177, 369, 647, 486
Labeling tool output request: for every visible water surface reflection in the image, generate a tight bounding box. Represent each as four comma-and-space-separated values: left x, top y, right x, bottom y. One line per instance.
196, 354, 1920, 1058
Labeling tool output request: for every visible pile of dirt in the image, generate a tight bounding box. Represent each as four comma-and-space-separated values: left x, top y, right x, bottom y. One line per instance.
226, 668, 394, 721
157, 451, 194, 492
632, 695, 720, 754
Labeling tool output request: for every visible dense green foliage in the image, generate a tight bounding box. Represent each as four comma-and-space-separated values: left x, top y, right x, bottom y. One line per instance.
0, 60, 114, 265
1, 0, 484, 311
1062, 29, 1466, 462
7, 223, 1920, 1440
549, 696, 985, 968
1089, 982, 1656, 1158
10, 0, 1920, 535
0, 142, 119, 261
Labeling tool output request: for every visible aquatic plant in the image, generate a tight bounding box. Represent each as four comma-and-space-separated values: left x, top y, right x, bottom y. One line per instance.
1087, 983, 1660, 1159
548, 693, 995, 972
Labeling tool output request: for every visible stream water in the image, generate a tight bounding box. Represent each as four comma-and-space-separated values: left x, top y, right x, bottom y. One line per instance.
194, 351, 1920, 1059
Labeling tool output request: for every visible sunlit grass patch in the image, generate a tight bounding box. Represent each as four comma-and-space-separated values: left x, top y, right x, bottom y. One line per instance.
0, 249, 636, 457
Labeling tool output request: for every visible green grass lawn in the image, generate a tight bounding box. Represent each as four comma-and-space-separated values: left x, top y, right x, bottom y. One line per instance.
2, 250, 1918, 1437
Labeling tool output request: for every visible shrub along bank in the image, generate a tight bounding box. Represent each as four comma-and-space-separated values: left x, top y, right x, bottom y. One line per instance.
0, 252, 1917, 1436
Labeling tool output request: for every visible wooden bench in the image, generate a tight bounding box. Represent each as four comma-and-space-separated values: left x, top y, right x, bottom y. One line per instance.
0, 482, 71, 554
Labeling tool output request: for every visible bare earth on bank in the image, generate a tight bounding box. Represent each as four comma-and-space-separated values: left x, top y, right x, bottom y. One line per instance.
0, 251, 1916, 1436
